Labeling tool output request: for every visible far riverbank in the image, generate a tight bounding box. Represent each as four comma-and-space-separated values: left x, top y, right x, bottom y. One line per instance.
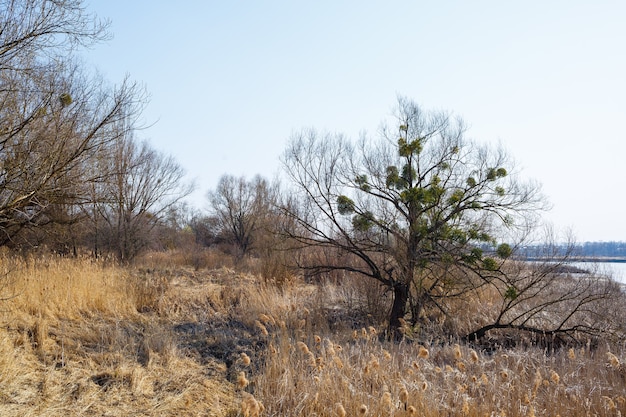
525, 258, 626, 285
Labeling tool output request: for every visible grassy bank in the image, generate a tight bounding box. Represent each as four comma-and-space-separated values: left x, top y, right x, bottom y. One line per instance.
0, 251, 624, 416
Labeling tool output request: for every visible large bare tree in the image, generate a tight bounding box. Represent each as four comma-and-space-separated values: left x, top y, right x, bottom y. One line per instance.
0, 0, 144, 246
281, 97, 549, 338
87, 134, 194, 261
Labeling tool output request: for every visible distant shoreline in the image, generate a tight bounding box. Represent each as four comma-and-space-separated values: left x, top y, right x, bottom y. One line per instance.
524, 257, 626, 263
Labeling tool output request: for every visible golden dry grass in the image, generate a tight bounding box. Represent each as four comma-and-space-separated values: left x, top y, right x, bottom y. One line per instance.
0, 251, 624, 416
0, 254, 240, 416
253, 329, 626, 416
227, 268, 626, 417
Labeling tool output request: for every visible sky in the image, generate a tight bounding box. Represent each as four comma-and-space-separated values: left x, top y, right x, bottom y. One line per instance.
83, 1, 626, 242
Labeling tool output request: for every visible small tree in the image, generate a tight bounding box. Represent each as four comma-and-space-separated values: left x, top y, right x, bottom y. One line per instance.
188, 212, 221, 248
281, 97, 547, 338
207, 174, 275, 259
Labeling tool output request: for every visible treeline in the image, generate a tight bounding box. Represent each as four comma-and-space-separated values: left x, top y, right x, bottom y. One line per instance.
519, 241, 626, 260
577, 241, 626, 258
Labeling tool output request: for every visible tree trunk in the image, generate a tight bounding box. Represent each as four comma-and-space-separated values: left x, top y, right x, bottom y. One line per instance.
388, 283, 409, 340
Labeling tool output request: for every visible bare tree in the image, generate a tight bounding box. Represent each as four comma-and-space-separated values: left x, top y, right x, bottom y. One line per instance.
0, 0, 109, 72
0, 0, 145, 246
462, 232, 625, 345
0, 64, 144, 245
88, 134, 194, 261
207, 175, 276, 259
281, 97, 548, 339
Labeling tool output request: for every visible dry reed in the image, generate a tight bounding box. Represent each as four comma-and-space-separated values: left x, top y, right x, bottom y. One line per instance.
1, 251, 625, 417
0, 254, 239, 416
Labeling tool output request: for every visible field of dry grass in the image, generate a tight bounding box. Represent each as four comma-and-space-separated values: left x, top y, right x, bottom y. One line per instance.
0, 250, 624, 416
0, 252, 240, 416
253, 330, 626, 416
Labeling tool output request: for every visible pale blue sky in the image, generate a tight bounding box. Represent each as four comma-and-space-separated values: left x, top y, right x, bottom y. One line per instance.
84, 1, 626, 242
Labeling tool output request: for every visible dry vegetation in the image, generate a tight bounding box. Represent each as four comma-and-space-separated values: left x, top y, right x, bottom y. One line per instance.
0, 250, 624, 416
0, 251, 239, 416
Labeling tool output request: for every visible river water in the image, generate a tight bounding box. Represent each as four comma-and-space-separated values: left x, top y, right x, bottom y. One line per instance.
570, 261, 626, 285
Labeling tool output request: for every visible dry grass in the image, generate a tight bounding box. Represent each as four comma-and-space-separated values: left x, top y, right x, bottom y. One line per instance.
253, 329, 626, 416
0, 251, 624, 416
0, 253, 239, 416
229, 270, 626, 416
135, 247, 235, 272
